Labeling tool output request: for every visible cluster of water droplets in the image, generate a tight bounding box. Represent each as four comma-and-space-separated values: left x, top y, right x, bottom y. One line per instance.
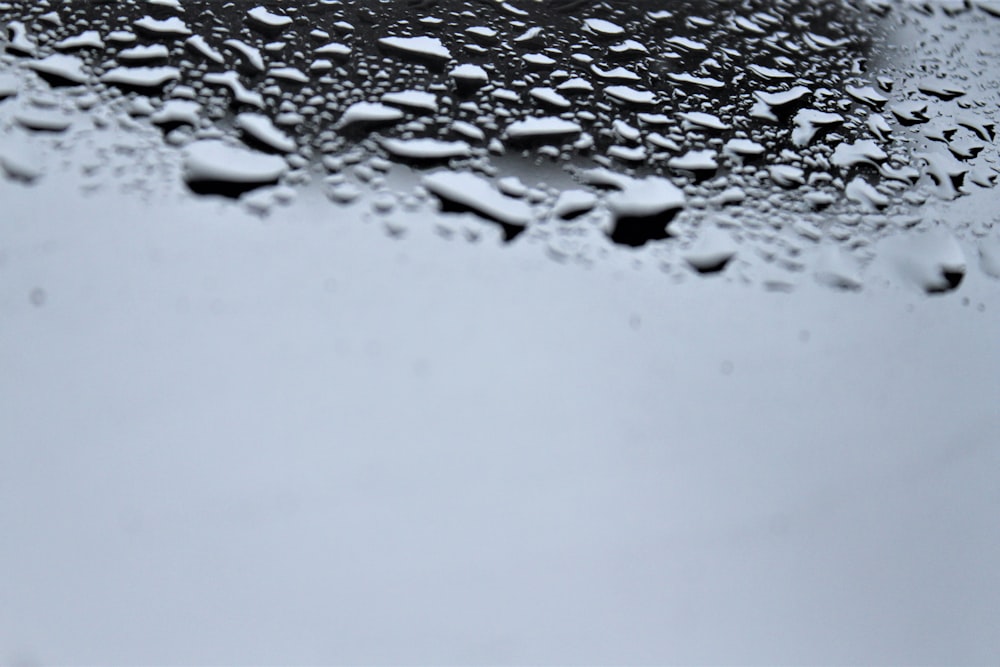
2, 0, 999, 292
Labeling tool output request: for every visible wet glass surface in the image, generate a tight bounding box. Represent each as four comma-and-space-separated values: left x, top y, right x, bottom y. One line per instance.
1, 2, 999, 664
0, 0, 998, 288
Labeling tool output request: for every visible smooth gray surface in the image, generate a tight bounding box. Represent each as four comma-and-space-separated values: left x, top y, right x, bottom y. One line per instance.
2, 175, 998, 665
